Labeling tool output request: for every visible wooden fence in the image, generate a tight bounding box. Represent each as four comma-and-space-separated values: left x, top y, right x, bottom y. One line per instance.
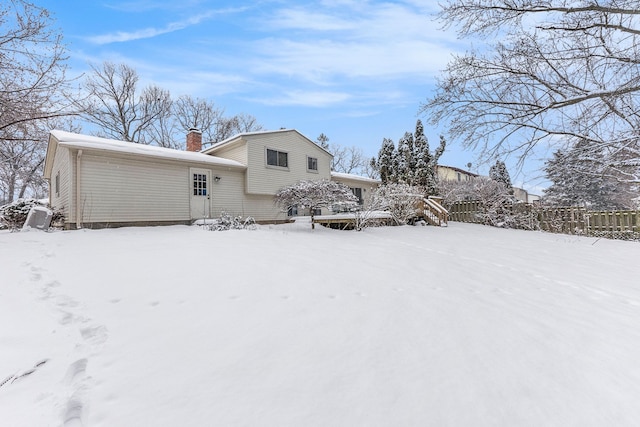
448, 201, 640, 241
448, 201, 484, 224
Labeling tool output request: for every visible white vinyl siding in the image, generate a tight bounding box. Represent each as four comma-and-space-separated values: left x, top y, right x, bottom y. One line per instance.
78, 154, 191, 223
209, 169, 247, 217
76, 153, 251, 225
209, 173, 288, 222
210, 143, 247, 165
245, 132, 332, 195
49, 145, 71, 222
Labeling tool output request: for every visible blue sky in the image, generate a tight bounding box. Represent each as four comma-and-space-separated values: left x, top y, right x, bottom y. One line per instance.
38, 0, 546, 192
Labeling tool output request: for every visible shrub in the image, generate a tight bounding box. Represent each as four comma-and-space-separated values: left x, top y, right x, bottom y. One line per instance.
0, 199, 63, 230
204, 211, 256, 231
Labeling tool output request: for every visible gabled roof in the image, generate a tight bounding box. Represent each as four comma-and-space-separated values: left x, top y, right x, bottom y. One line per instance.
202, 129, 333, 157
47, 130, 246, 170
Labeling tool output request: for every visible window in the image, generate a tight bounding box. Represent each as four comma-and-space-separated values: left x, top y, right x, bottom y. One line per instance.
193, 173, 207, 196
266, 148, 288, 168
55, 171, 60, 197
307, 156, 318, 171
351, 187, 363, 205
287, 205, 298, 217
457, 172, 462, 182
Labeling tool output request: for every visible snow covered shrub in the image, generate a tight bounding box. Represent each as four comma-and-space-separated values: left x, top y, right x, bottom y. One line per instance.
274, 179, 358, 229
205, 211, 256, 231
438, 179, 536, 230
371, 183, 424, 225
0, 199, 63, 230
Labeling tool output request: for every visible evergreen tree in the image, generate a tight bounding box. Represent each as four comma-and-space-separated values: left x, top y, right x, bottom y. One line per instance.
427, 134, 446, 196
396, 133, 413, 184
543, 142, 631, 209
413, 120, 432, 189
376, 138, 396, 184
489, 160, 514, 195
316, 133, 330, 150
373, 120, 447, 195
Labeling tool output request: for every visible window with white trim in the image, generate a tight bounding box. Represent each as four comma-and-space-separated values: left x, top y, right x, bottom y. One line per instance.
266, 148, 288, 168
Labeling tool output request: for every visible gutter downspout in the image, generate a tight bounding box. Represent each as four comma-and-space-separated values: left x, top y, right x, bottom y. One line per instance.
76, 150, 83, 229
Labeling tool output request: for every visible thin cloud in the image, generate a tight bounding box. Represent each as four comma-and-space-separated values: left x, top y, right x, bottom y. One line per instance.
258, 90, 352, 107
248, 2, 461, 83
87, 8, 246, 44
104, 0, 207, 13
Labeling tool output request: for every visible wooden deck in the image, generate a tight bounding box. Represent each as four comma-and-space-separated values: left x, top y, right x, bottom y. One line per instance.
313, 197, 449, 230
313, 212, 394, 230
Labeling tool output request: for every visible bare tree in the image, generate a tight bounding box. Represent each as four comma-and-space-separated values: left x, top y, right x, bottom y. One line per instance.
332, 145, 368, 175
274, 179, 357, 229
173, 95, 224, 145
0, 1, 74, 203
314, 134, 368, 175
234, 112, 264, 134
78, 62, 172, 144
210, 113, 264, 144
421, 0, 640, 182
0, 117, 79, 204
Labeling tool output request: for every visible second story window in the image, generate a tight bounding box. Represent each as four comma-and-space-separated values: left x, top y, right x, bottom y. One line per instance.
267, 148, 288, 168
307, 156, 318, 171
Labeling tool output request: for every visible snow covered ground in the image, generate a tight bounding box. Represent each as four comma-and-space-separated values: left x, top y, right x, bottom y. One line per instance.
2, 221, 640, 426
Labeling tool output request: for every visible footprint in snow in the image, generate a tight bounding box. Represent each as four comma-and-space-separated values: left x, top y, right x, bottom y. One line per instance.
80, 325, 108, 345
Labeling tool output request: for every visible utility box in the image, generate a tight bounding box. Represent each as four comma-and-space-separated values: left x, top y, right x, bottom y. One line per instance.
22, 206, 53, 231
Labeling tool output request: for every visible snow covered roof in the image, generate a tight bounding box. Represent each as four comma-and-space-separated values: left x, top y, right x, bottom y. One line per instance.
331, 171, 381, 184
49, 130, 246, 169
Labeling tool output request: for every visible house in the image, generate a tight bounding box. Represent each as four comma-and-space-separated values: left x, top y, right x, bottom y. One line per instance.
437, 164, 540, 204
43, 129, 380, 229
436, 165, 478, 183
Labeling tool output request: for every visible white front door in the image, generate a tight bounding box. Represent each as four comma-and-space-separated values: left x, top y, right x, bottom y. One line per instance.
190, 168, 211, 220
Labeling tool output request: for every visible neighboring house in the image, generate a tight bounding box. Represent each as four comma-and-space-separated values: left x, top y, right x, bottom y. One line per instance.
43, 129, 380, 229
437, 164, 540, 204
437, 165, 479, 183
512, 187, 540, 204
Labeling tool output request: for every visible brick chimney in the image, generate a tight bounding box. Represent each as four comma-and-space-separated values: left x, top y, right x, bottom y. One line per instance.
186, 128, 202, 152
